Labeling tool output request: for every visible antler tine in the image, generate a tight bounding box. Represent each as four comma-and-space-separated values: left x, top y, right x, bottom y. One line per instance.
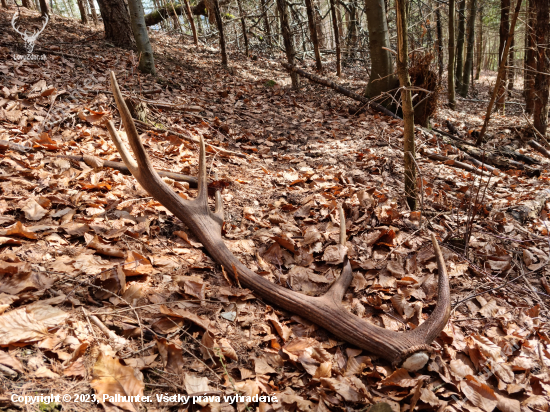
107, 71, 451, 371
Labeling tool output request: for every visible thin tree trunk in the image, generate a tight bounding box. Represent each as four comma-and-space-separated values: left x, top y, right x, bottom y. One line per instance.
476, 0, 522, 146
276, 0, 299, 88
96, 0, 135, 49
396, 0, 416, 210
183, 0, 198, 45
1, 0, 8, 8
507, 32, 515, 91
365, 0, 395, 101
448, 0, 456, 109
455, 0, 466, 89
474, 4, 482, 79
533, 0, 550, 135
525, 0, 536, 113
496, 0, 510, 111
127, 0, 155, 74
88, 0, 99, 24
212, 0, 228, 65
22, 0, 32, 8
77, 0, 89, 23
235, 0, 248, 57
459, 0, 476, 96
260, 0, 272, 48
305, 0, 322, 70
435, 7, 444, 80
39, 0, 50, 15
329, 0, 341, 76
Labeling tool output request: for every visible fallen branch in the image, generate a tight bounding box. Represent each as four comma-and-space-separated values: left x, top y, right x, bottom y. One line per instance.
528, 140, 550, 160
421, 150, 490, 176
280, 64, 541, 177
56, 155, 198, 187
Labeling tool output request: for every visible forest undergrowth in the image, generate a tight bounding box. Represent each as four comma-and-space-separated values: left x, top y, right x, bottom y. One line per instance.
1, 7, 550, 412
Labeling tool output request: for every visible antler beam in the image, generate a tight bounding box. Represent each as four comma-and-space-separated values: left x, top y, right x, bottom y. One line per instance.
106, 72, 451, 370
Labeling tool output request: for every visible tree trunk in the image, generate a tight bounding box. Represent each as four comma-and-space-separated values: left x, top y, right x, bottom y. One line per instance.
236, 0, 248, 57
127, 0, 155, 74
212, 0, 228, 65
305, 0, 322, 70
260, 0, 272, 48
345, 0, 358, 61
459, 0, 476, 96
455, 0, 466, 90
365, 0, 396, 102
183, 0, 198, 45
77, 0, 89, 23
396, 0, 416, 211
276, 0, 299, 88
96, 0, 135, 49
329, 0, 341, 76
507, 31, 515, 91
39, 0, 50, 15
314, 0, 325, 49
474, 4, 482, 79
525, 0, 536, 113
22, 0, 32, 8
496, 0, 510, 111
435, 8, 444, 80
533, 0, 550, 135
1, 0, 7, 8
448, 0, 456, 109
88, 0, 99, 24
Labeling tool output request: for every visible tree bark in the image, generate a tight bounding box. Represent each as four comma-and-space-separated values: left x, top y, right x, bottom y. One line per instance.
459, 0, 476, 96
183, 0, 198, 45
496, 0, 510, 111
127, 0, 156, 74
212, 0, 228, 66
365, 0, 396, 102
435, 8, 444, 80
474, 4, 482, 79
87, 0, 99, 24
507, 34, 515, 91
524, 0, 536, 113
533, 0, 550, 135
235, 0, 248, 57
448, 0, 456, 109
305, 0, 322, 70
395, 0, 416, 211
276, 0, 299, 88
260, 0, 272, 48
96, 0, 135, 49
329, 0, 341, 76
455, 0, 466, 90
39, 0, 50, 15
77, 0, 89, 23
1, 0, 7, 8
22, 0, 32, 8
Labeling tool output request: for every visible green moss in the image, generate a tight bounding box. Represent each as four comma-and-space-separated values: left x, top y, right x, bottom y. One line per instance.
265, 80, 276, 87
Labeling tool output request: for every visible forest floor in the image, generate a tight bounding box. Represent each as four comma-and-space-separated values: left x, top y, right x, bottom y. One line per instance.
1, 7, 550, 412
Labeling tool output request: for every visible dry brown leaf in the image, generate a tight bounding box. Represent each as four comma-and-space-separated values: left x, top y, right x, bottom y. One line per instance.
64, 357, 87, 377
123, 251, 155, 277
0, 221, 37, 239
21, 199, 47, 221
460, 375, 498, 412
0, 350, 23, 373
156, 338, 184, 374
184, 372, 210, 394
266, 310, 292, 341
87, 235, 125, 258
123, 354, 157, 369
379, 368, 421, 387
91, 353, 145, 412
32, 365, 60, 379
0, 308, 49, 345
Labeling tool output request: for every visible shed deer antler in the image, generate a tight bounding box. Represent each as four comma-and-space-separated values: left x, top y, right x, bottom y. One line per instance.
106, 72, 451, 371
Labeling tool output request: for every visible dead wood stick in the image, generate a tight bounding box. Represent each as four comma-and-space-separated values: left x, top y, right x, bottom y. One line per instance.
0, 140, 35, 153
133, 119, 248, 158
84, 88, 163, 96
475, 0, 523, 145
528, 140, 550, 160
460, 154, 499, 174
421, 151, 490, 176
55, 155, 199, 187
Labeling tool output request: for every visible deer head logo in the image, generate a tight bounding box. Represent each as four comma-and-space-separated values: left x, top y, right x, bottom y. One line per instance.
11, 13, 49, 54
